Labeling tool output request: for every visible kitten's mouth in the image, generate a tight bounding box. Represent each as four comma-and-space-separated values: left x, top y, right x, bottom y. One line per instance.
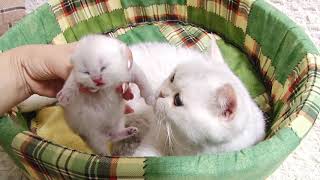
92, 78, 105, 87
94, 81, 105, 87
78, 84, 99, 93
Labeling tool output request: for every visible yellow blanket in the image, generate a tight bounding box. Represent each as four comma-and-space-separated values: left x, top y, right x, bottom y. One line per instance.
31, 106, 111, 155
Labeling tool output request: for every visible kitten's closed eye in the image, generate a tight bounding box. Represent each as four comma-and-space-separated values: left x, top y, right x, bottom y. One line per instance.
174, 93, 183, 106
100, 66, 106, 72
83, 71, 90, 75
170, 73, 175, 83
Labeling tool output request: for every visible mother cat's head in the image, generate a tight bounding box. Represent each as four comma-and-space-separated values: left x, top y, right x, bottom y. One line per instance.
154, 40, 265, 150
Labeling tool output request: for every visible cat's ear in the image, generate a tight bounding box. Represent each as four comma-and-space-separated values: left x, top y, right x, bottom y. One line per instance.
212, 84, 237, 120
121, 43, 133, 70
207, 38, 224, 63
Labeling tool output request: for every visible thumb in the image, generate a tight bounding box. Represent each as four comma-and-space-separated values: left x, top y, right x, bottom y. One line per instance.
45, 43, 76, 80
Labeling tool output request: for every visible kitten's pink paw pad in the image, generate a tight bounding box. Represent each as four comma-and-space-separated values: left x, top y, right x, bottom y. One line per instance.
127, 127, 138, 136
57, 90, 72, 106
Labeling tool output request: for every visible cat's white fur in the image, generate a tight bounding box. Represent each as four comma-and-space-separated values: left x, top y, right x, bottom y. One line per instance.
57, 35, 154, 155
126, 39, 266, 156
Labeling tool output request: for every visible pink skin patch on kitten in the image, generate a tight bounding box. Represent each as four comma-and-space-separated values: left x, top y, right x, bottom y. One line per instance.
115, 84, 134, 100
78, 84, 96, 94
124, 104, 134, 114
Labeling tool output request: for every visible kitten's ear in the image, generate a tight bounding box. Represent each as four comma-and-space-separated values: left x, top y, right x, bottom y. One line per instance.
121, 43, 133, 70
207, 38, 224, 63
212, 84, 237, 120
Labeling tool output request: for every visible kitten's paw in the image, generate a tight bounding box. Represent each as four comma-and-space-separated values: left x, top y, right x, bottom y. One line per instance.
57, 89, 72, 106
127, 127, 139, 136
109, 127, 139, 142
144, 95, 156, 106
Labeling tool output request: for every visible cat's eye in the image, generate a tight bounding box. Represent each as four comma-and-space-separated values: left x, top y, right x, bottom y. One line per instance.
100, 66, 106, 72
170, 73, 175, 83
83, 71, 90, 75
173, 93, 183, 106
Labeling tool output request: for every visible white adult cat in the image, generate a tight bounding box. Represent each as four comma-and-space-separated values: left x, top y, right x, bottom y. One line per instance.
126, 39, 266, 156
57, 35, 154, 156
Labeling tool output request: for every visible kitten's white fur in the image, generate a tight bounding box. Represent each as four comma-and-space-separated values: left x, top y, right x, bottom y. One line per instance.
126, 39, 266, 156
57, 35, 154, 155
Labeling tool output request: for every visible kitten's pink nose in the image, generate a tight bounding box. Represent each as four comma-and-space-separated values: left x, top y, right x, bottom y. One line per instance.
92, 77, 105, 86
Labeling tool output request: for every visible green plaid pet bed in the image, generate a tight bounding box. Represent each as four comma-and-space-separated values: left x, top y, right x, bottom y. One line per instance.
0, 0, 319, 179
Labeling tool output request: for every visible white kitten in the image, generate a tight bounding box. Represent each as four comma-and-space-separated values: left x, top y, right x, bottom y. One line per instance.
57, 35, 154, 155
130, 39, 266, 156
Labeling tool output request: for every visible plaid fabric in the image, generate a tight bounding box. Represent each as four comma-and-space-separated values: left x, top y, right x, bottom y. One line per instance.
245, 33, 320, 138
0, 0, 25, 36
49, 0, 254, 43
124, 4, 186, 24
244, 0, 320, 138
107, 26, 134, 38
187, 0, 255, 32
267, 54, 320, 138
156, 21, 211, 50
49, 0, 122, 31
244, 35, 275, 87
11, 131, 145, 179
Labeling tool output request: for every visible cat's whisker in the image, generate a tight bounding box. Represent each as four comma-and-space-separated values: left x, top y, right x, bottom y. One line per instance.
156, 118, 163, 140
165, 122, 174, 154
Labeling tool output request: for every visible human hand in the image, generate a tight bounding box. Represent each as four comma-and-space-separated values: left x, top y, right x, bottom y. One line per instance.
7, 44, 76, 97
0, 43, 75, 115
0, 43, 135, 115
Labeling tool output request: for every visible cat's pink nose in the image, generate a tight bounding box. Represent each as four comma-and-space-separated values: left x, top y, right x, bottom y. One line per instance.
158, 91, 165, 98
92, 77, 105, 86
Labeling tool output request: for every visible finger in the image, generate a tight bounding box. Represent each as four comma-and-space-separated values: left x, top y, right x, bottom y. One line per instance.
59, 43, 75, 80
46, 43, 76, 80
30, 79, 65, 97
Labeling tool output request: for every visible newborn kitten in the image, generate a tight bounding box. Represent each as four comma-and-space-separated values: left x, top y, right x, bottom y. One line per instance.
57, 35, 154, 156
129, 39, 266, 156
